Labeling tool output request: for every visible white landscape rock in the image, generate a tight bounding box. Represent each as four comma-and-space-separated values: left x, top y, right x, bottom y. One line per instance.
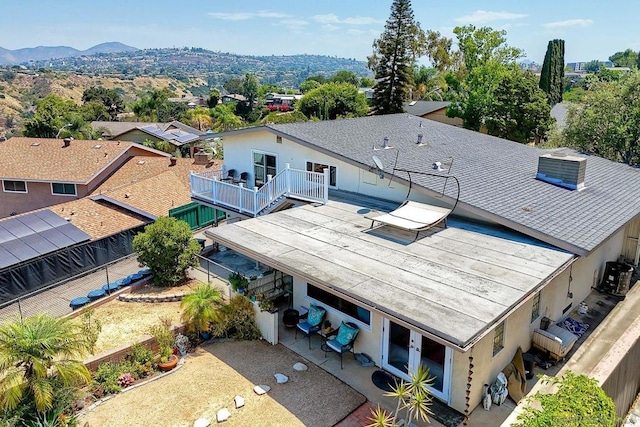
254, 384, 271, 395
274, 373, 289, 384
216, 408, 231, 423
234, 395, 245, 409
293, 362, 308, 371
194, 417, 211, 427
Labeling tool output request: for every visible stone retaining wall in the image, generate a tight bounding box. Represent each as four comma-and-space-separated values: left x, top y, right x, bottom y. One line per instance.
118, 292, 187, 303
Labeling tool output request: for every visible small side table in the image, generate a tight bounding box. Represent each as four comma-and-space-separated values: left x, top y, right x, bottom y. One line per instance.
318, 327, 339, 351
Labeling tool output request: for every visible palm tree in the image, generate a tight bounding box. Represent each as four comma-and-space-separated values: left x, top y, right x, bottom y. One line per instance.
180, 283, 224, 337
0, 314, 92, 413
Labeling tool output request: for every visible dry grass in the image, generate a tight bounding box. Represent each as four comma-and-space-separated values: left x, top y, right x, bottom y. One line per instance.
75, 281, 201, 356
78, 341, 365, 427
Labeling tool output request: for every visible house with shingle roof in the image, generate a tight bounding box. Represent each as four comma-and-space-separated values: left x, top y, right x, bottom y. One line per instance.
0, 137, 170, 218
404, 100, 463, 127
189, 113, 640, 415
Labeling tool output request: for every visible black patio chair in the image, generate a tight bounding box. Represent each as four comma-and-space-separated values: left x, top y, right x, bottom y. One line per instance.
222, 169, 236, 182
234, 171, 249, 184
324, 321, 360, 369
295, 304, 326, 349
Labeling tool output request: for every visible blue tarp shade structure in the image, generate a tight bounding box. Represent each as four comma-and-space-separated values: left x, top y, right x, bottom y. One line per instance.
0, 210, 90, 269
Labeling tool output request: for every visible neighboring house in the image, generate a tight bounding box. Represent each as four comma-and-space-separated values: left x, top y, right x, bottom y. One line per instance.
221, 94, 247, 104
404, 100, 463, 127
358, 87, 374, 100
551, 103, 569, 129
0, 137, 168, 218
167, 96, 207, 108
265, 93, 303, 107
0, 150, 221, 303
93, 120, 208, 155
189, 113, 640, 414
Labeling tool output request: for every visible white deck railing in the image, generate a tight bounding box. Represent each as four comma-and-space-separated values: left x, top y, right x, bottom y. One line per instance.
190, 164, 329, 216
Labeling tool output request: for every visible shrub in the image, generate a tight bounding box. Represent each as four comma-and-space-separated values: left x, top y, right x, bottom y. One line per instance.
93, 362, 122, 395
117, 373, 135, 388
211, 295, 260, 340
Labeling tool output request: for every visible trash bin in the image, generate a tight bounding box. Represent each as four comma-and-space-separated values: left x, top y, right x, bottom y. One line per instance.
523, 352, 536, 380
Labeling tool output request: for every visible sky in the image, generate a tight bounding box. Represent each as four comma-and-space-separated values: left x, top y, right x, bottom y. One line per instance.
4, 0, 639, 64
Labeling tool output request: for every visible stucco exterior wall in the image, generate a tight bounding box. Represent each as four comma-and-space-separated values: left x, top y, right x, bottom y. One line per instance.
115, 130, 161, 145
0, 181, 88, 218
423, 111, 464, 127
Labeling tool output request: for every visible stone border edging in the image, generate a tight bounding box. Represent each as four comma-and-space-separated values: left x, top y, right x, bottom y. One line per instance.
118, 292, 187, 303
78, 356, 187, 416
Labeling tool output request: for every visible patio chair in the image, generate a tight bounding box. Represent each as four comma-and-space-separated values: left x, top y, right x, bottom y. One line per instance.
295, 304, 326, 349
222, 169, 236, 183
324, 321, 360, 369
234, 171, 249, 185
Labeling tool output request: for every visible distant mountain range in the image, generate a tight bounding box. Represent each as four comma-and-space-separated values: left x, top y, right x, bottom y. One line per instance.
0, 42, 138, 65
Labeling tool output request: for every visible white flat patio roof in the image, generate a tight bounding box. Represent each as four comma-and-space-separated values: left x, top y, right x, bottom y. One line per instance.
206, 195, 575, 351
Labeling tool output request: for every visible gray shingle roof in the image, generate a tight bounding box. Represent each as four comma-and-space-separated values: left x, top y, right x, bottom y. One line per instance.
404, 101, 451, 117
264, 114, 640, 255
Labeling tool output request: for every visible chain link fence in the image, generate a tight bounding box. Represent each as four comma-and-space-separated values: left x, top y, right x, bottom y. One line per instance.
0, 254, 141, 323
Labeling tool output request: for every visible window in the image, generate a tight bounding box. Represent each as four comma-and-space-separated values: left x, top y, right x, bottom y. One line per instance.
253, 152, 277, 187
493, 321, 505, 356
307, 283, 370, 326
531, 291, 541, 323
52, 183, 76, 196
306, 162, 337, 187
3, 180, 27, 193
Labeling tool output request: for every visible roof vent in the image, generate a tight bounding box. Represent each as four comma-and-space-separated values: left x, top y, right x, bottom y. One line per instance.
136, 160, 145, 165
31, 142, 40, 146
170, 156, 177, 166
63, 137, 71, 147
193, 150, 210, 165
93, 144, 102, 149
536, 153, 586, 191
416, 134, 425, 145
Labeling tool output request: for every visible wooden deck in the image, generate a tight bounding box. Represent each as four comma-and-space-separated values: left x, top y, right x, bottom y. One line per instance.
206, 195, 574, 350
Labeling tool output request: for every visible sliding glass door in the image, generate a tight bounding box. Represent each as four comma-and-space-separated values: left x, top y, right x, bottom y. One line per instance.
382, 319, 452, 403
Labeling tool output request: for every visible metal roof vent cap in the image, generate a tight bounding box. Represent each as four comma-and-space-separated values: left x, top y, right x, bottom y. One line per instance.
63, 137, 71, 147
536, 152, 586, 191
170, 156, 177, 166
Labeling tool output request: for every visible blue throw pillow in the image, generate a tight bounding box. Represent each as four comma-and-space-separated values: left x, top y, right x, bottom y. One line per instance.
336, 322, 359, 346
307, 304, 325, 327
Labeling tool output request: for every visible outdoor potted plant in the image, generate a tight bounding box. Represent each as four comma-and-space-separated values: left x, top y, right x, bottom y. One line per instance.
150, 317, 178, 371
228, 271, 249, 294
180, 283, 224, 340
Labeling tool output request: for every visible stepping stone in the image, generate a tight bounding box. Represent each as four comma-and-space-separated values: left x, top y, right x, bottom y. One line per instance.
216, 408, 230, 423
274, 373, 288, 384
234, 395, 244, 409
293, 362, 308, 371
194, 417, 211, 427
254, 385, 270, 395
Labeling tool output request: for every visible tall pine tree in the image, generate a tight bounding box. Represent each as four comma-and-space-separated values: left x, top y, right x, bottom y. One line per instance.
539, 39, 565, 106
368, 0, 425, 115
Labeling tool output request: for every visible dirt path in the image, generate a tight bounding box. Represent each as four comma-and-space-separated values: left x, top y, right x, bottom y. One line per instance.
79, 341, 365, 427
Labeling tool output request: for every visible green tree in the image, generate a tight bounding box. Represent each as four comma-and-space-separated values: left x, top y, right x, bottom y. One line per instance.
261, 110, 309, 125
563, 71, 640, 165
514, 371, 616, 427
299, 79, 322, 93
223, 77, 244, 94
22, 94, 78, 138
206, 88, 220, 108
446, 25, 523, 130
296, 83, 368, 120
609, 49, 638, 68
211, 103, 243, 132
81, 86, 124, 120
0, 314, 92, 413
368, 0, 426, 114
331, 71, 360, 86
584, 60, 601, 73
425, 30, 461, 73
539, 39, 565, 106
486, 69, 552, 143
132, 216, 201, 287
241, 73, 259, 108
132, 88, 174, 121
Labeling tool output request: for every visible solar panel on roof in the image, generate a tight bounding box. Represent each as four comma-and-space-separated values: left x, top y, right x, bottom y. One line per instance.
0, 225, 16, 244
56, 223, 90, 243
2, 238, 39, 263
34, 209, 68, 227
17, 214, 50, 233
0, 210, 90, 269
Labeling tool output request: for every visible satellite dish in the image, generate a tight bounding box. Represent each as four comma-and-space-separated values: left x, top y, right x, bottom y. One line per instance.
372, 155, 384, 170
372, 155, 385, 179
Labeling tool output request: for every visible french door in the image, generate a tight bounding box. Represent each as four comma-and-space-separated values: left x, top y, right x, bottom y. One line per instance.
382, 319, 453, 403
253, 152, 277, 187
